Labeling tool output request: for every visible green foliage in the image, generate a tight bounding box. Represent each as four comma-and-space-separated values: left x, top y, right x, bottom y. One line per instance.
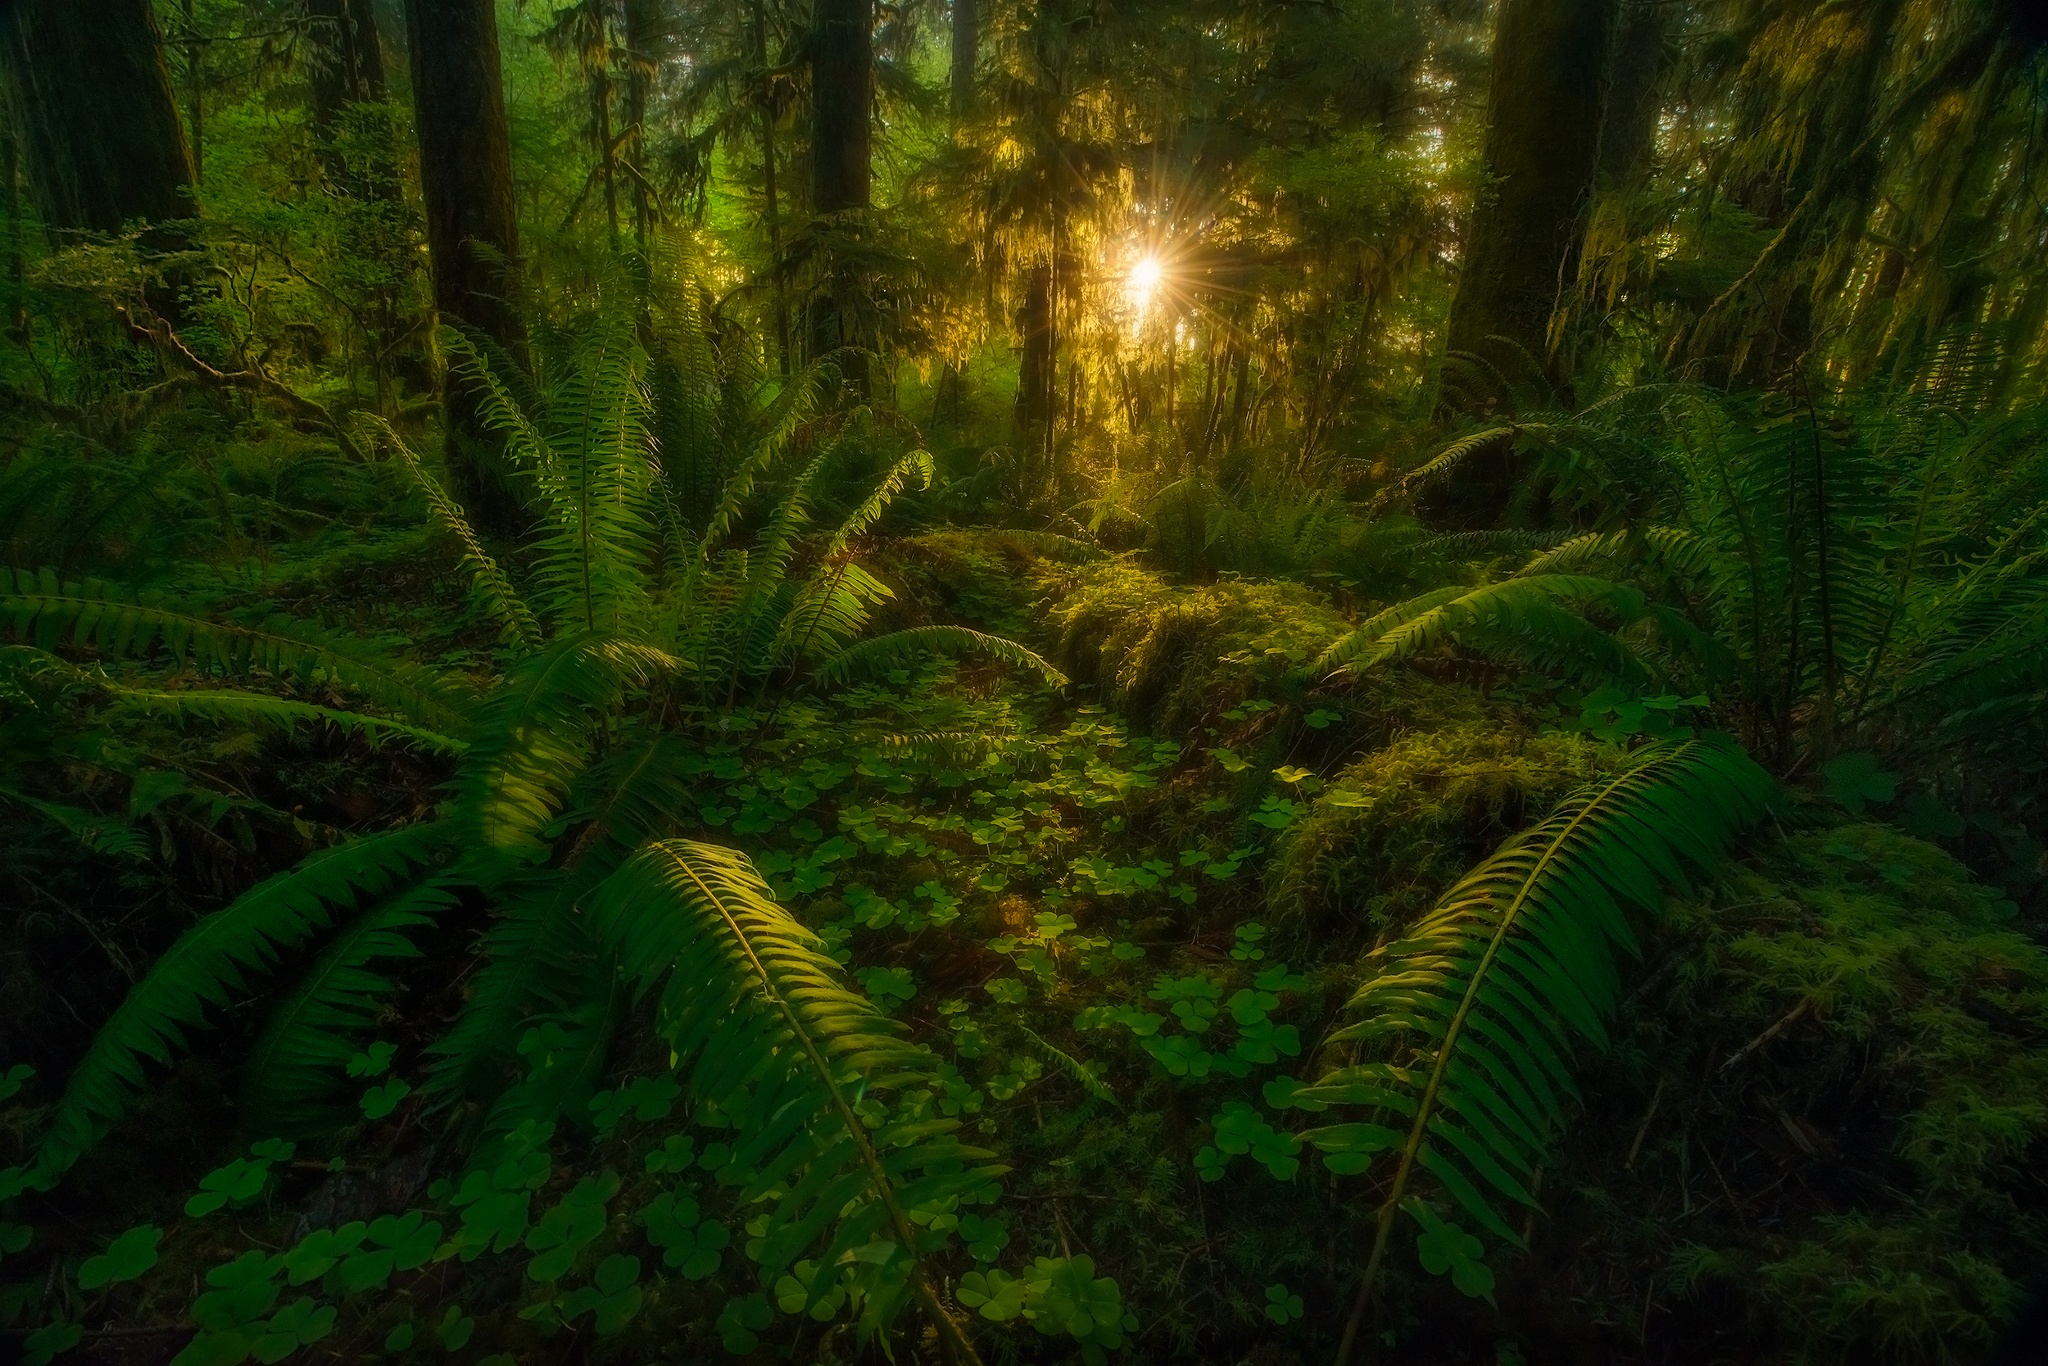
584, 839, 1001, 1347
1286, 737, 1774, 1317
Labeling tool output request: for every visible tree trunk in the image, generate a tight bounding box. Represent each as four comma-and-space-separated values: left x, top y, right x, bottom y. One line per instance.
623, 0, 660, 247
751, 0, 790, 371
1444, 0, 1617, 383
811, 0, 872, 217
403, 0, 521, 352
0, 0, 196, 240
808, 0, 871, 377
308, 0, 387, 137
950, 0, 977, 120
1597, 0, 1665, 187
402, 0, 525, 530
1015, 261, 1053, 443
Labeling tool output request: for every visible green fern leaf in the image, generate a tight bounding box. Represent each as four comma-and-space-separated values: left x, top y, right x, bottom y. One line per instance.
815, 625, 1067, 688
586, 841, 998, 1359
1296, 737, 1772, 1331
31, 825, 450, 1183
239, 879, 458, 1137
0, 569, 472, 736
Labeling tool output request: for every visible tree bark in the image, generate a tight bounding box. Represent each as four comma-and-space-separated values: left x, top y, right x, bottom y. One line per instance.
950, 0, 977, 120
402, 0, 524, 530
0, 0, 196, 240
751, 0, 790, 371
1597, 0, 1665, 187
402, 0, 521, 354
811, 0, 872, 217
1444, 0, 1617, 383
623, 0, 661, 247
1016, 261, 1053, 441
808, 0, 871, 374
308, 0, 388, 141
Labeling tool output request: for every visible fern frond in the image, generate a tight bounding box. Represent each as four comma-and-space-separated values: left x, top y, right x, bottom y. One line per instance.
107, 686, 467, 754
449, 635, 675, 865
1019, 1027, 1118, 1106
372, 420, 539, 651
427, 733, 698, 1117
1295, 737, 1772, 1327
239, 879, 458, 1137
822, 450, 935, 559
587, 841, 998, 1357
814, 625, 1068, 688
0, 569, 473, 737
31, 824, 451, 1183
1319, 576, 1663, 688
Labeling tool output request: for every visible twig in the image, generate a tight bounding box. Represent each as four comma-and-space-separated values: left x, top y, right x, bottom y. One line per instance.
1626, 1075, 1667, 1169
1718, 995, 1815, 1075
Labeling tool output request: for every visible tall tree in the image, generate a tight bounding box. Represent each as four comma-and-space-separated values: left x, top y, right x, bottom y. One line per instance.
402, 0, 524, 525
811, 0, 872, 217
1443, 0, 1617, 385
622, 0, 664, 247
308, 0, 389, 142
402, 0, 521, 356
808, 0, 872, 369
0, 0, 196, 239
951, 0, 977, 119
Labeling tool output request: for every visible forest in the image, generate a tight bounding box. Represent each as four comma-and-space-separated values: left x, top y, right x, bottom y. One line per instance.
0, 0, 2045, 1363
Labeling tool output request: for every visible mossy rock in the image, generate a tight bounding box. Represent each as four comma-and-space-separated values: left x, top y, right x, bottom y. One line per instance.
1043, 560, 1352, 733
1266, 721, 1618, 943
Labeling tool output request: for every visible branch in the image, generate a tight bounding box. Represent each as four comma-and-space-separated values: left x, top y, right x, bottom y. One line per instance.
116, 307, 369, 462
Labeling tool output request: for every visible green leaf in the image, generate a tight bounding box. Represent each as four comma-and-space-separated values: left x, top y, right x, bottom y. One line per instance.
1822, 751, 1899, 813
78, 1224, 160, 1289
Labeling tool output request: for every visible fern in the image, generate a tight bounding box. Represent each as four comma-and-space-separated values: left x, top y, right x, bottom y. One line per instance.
0, 569, 472, 737
106, 686, 467, 754
374, 421, 540, 651
586, 841, 1000, 1362
447, 635, 674, 864
239, 879, 458, 1137
1317, 576, 1664, 687
427, 733, 698, 1121
816, 625, 1068, 688
1290, 737, 1774, 1364
29, 824, 450, 1183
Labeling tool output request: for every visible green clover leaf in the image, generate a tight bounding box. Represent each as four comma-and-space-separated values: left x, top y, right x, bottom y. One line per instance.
344, 1042, 395, 1078
79, 1223, 160, 1290
1264, 1282, 1305, 1324
251, 1297, 335, 1364
436, 1305, 474, 1350
716, 1291, 774, 1353
358, 1078, 410, 1119
957, 1268, 1025, 1321
281, 1223, 366, 1287
644, 1134, 696, 1173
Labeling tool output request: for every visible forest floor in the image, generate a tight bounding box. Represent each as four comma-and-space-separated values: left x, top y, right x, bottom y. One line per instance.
8, 508, 2043, 1366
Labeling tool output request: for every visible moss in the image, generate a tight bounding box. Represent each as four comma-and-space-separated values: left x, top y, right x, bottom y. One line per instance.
1527, 824, 2048, 1365
1266, 721, 1617, 943
1043, 560, 1352, 733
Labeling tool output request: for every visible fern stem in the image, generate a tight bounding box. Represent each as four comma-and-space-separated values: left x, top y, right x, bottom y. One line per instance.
652, 847, 985, 1366
1332, 758, 1661, 1366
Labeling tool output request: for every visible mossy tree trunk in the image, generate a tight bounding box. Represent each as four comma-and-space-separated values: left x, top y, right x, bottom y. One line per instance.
0, 0, 195, 241
308, 0, 388, 139
402, 0, 525, 532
